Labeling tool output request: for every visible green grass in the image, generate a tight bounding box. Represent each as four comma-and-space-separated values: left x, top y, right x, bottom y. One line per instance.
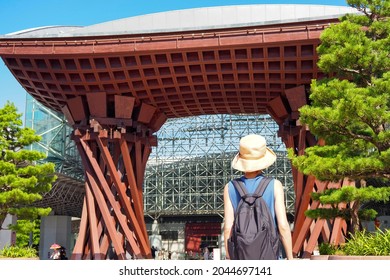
319, 229, 390, 256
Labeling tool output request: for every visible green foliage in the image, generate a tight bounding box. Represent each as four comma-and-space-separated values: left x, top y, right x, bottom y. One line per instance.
0, 102, 56, 227
288, 0, 390, 233
305, 206, 378, 221
357, 209, 378, 221
305, 208, 346, 220
289, 76, 390, 182
319, 243, 339, 255
10, 219, 41, 247
310, 186, 390, 204
342, 229, 390, 256
319, 229, 390, 256
0, 245, 38, 258
289, 1, 390, 181
319, 0, 390, 83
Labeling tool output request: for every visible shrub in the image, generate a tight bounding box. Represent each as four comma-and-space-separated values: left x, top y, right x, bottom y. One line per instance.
319, 243, 338, 255
318, 242, 345, 256
319, 229, 390, 256
342, 229, 390, 256
0, 245, 38, 258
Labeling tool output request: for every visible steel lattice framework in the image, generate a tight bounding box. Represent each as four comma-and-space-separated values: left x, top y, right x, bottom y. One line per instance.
26, 97, 294, 219
145, 114, 294, 218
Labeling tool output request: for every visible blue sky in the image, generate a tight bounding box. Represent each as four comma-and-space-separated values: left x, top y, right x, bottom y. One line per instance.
0, 0, 348, 117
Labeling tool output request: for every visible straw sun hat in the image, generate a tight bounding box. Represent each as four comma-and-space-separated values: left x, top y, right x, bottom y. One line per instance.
231, 134, 276, 172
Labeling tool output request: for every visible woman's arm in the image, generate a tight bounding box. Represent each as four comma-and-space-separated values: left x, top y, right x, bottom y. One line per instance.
223, 183, 234, 259
274, 179, 294, 260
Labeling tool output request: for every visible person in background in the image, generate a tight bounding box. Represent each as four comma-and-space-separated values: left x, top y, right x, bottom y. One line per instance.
151, 246, 157, 259
203, 246, 210, 260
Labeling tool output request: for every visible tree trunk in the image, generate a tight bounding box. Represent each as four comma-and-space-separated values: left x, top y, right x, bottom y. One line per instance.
0, 214, 6, 230
350, 201, 361, 234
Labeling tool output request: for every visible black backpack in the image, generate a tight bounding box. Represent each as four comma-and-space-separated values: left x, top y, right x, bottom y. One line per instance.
227, 177, 280, 260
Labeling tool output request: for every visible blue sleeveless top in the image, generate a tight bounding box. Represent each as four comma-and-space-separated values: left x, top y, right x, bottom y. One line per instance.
228, 175, 276, 224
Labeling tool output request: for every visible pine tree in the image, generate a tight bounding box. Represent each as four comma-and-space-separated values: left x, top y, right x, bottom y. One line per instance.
0, 102, 56, 229
289, 0, 390, 233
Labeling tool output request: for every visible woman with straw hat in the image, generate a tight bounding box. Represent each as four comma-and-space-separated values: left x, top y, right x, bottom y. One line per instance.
223, 134, 293, 260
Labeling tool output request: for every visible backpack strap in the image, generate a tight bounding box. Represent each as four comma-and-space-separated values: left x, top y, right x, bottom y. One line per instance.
254, 177, 273, 197
232, 177, 273, 198
231, 179, 248, 198
232, 177, 272, 206
254, 177, 278, 232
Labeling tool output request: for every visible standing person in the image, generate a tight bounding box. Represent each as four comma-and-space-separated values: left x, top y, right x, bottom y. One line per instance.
223, 134, 293, 260
203, 246, 210, 260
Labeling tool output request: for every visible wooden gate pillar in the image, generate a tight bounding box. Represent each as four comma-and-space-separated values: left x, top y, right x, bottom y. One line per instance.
61, 93, 166, 260
267, 85, 348, 258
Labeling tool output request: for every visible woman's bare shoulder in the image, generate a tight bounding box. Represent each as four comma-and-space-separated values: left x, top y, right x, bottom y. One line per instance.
272, 179, 284, 193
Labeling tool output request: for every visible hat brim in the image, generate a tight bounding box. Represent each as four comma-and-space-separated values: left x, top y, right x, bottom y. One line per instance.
231, 147, 276, 172
50, 243, 61, 249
